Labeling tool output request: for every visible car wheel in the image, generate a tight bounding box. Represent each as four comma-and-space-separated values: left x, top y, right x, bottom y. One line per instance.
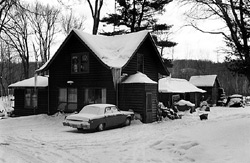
97, 123, 105, 131
124, 118, 131, 126
77, 128, 83, 131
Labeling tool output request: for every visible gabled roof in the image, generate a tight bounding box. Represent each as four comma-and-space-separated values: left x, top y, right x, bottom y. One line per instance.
122, 72, 157, 84
37, 29, 168, 74
159, 77, 206, 93
189, 75, 218, 87
8, 76, 48, 88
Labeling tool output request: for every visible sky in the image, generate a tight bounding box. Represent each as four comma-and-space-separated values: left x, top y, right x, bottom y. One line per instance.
25, 0, 227, 62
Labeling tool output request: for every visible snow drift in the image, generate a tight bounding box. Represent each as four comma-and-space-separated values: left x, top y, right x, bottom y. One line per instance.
0, 106, 250, 163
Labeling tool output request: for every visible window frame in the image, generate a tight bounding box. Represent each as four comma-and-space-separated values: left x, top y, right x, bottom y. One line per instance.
58, 88, 78, 112
24, 88, 37, 108
71, 52, 89, 74
137, 53, 144, 73
83, 88, 107, 105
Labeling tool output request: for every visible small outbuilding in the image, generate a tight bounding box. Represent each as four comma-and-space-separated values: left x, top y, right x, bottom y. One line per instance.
119, 72, 158, 123
158, 77, 206, 108
189, 75, 222, 106
8, 76, 48, 116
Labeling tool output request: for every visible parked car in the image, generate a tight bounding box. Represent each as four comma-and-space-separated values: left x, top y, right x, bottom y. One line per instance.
226, 94, 244, 107
63, 104, 134, 131
246, 96, 250, 106
175, 99, 195, 113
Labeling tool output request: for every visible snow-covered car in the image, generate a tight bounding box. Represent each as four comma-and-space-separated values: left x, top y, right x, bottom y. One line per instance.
226, 94, 244, 107
63, 104, 134, 131
175, 99, 195, 112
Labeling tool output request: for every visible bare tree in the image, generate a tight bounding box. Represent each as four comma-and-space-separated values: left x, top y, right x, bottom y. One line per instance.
61, 10, 85, 36
86, 0, 103, 35
179, 0, 250, 83
0, 39, 18, 95
0, 0, 16, 35
2, 3, 30, 79
58, 0, 104, 35
28, 2, 60, 65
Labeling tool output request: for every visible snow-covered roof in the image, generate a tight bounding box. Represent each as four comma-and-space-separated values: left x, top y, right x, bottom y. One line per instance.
158, 77, 206, 93
74, 29, 150, 68
37, 29, 152, 72
122, 72, 157, 84
8, 76, 48, 88
189, 75, 217, 87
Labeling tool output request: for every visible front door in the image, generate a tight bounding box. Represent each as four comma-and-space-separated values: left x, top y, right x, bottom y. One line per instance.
145, 92, 153, 123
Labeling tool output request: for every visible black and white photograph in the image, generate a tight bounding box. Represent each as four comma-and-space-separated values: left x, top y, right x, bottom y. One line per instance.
0, 0, 250, 162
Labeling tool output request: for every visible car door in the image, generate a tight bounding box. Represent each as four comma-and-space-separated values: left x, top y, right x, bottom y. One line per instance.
110, 106, 125, 125
104, 107, 117, 128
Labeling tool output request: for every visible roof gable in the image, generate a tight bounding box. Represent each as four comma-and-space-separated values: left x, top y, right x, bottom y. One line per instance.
37, 29, 167, 72
189, 75, 218, 87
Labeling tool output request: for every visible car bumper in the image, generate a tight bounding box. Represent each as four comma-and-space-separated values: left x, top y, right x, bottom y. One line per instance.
63, 120, 90, 129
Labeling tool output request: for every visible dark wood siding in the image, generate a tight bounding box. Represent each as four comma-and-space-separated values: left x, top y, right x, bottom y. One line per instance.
145, 84, 158, 123
37, 88, 48, 114
13, 89, 25, 116
118, 83, 145, 120
48, 34, 116, 114
13, 88, 48, 116
122, 37, 166, 82
118, 83, 157, 123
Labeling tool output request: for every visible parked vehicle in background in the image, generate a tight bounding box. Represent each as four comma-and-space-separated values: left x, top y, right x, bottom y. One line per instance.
175, 99, 195, 113
63, 104, 134, 131
226, 94, 245, 107
246, 96, 250, 106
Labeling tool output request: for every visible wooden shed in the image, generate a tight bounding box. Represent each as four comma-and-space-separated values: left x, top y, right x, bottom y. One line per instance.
189, 75, 222, 106
158, 77, 206, 108
8, 76, 48, 116
118, 72, 158, 123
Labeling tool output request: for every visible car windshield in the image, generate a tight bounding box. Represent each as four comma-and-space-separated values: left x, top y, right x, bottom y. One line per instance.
79, 105, 104, 115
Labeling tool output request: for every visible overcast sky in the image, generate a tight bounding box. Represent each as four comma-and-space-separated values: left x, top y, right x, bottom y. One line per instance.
25, 0, 226, 62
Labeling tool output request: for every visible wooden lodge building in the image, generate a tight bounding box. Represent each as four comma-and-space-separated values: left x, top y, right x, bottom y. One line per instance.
9, 30, 169, 123
8, 76, 48, 116
189, 75, 223, 106
158, 77, 206, 108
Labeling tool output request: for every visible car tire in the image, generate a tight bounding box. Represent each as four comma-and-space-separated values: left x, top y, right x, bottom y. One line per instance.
124, 118, 131, 126
97, 123, 105, 131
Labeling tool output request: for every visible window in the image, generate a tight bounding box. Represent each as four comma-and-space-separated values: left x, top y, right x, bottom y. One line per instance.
58, 88, 77, 112
24, 89, 37, 108
84, 88, 106, 105
71, 52, 89, 74
105, 106, 118, 114
137, 53, 144, 72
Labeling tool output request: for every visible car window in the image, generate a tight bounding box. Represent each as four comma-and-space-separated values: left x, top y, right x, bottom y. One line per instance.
79, 105, 104, 115
105, 107, 112, 114
111, 106, 118, 113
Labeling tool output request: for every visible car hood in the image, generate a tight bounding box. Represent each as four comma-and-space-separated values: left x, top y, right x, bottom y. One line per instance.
66, 113, 103, 121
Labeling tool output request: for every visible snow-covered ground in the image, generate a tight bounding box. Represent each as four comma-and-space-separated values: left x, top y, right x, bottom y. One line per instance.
0, 106, 250, 163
